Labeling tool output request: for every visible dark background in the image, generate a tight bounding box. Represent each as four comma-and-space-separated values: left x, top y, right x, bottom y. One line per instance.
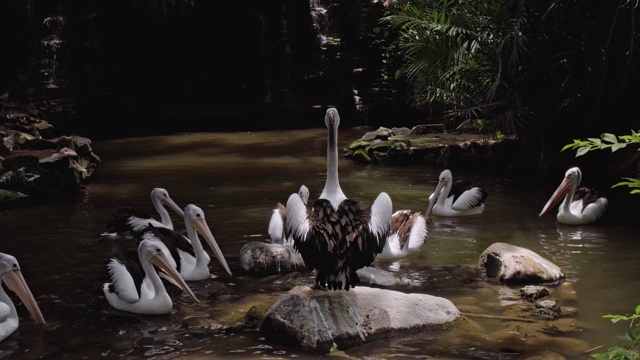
0, 0, 421, 139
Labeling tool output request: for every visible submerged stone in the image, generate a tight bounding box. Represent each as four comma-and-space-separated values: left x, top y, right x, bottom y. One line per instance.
260, 285, 461, 353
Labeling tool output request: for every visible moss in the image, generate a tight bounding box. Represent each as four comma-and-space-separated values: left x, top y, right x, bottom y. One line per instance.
352, 148, 372, 163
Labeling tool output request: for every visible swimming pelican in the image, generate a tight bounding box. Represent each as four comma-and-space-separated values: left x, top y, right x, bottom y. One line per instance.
426, 169, 488, 216
102, 238, 199, 315
268, 185, 310, 246
102, 187, 185, 237
148, 204, 232, 281
377, 210, 428, 260
0, 253, 46, 342
539, 166, 608, 225
286, 107, 393, 291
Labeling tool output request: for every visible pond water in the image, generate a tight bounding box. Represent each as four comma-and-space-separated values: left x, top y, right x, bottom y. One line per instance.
1, 127, 639, 359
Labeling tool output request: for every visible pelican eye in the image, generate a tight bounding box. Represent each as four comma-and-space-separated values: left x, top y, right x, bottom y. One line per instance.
154, 247, 162, 254
11, 263, 18, 269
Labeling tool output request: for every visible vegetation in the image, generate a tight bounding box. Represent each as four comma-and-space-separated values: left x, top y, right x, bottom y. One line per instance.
563, 131, 640, 194
379, 0, 640, 168
591, 305, 640, 360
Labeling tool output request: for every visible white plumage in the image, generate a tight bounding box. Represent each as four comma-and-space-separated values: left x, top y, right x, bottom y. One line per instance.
539, 166, 608, 225
0, 253, 45, 342
426, 169, 488, 216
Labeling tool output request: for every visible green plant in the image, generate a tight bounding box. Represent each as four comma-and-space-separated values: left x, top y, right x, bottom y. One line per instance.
591, 305, 640, 360
562, 131, 640, 194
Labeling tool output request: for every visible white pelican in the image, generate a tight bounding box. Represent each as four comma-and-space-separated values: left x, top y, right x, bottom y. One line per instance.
102, 238, 199, 315
426, 169, 488, 216
377, 210, 428, 260
102, 187, 185, 237
0, 253, 46, 342
147, 204, 232, 281
268, 185, 310, 246
286, 107, 393, 291
539, 166, 608, 225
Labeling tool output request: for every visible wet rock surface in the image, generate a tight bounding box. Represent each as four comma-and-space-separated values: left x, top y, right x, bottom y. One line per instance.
0, 101, 100, 209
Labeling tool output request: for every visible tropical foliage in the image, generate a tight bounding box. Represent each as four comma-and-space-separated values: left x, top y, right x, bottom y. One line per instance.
591, 304, 640, 360
380, 0, 529, 136
563, 131, 640, 194
380, 0, 640, 157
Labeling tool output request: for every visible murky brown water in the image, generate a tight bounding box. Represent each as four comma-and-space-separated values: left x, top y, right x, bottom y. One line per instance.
1, 128, 638, 359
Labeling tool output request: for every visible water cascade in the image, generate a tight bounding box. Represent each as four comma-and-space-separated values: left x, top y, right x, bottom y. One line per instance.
40, 13, 66, 88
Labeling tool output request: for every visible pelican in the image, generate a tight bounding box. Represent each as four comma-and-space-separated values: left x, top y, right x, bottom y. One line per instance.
0, 253, 46, 342
377, 210, 428, 260
268, 185, 310, 246
426, 169, 488, 216
286, 107, 393, 291
539, 166, 608, 225
102, 238, 199, 315
148, 204, 232, 281
102, 187, 185, 237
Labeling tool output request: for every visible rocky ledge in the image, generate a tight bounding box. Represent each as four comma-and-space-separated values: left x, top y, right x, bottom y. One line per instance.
345, 122, 524, 173
0, 101, 100, 209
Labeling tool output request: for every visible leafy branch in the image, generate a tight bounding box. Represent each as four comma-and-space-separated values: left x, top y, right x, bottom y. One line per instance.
561, 131, 640, 157
563, 131, 640, 195
592, 305, 640, 359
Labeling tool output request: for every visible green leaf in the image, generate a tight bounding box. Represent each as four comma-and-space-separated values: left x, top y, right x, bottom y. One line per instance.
576, 146, 591, 157
602, 133, 618, 144
588, 137, 602, 145
611, 143, 628, 152
561, 142, 579, 152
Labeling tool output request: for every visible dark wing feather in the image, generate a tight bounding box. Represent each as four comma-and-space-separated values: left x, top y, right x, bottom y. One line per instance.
140, 224, 194, 272
573, 187, 601, 212
105, 207, 153, 236
391, 210, 413, 251
108, 247, 145, 299
450, 181, 488, 209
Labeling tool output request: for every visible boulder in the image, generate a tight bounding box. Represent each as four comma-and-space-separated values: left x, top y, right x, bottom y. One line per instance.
260, 285, 461, 353
239, 241, 306, 275
476, 242, 565, 284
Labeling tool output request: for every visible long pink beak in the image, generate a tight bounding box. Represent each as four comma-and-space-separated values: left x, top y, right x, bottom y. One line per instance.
2, 270, 46, 324
162, 197, 185, 219
192, 218, 232, 277
150, 253, 199, 303
426, 179, 446, 216
539, 177, 572, 217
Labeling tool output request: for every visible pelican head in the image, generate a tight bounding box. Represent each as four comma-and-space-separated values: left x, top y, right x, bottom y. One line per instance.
152, 187, 185, 219
426, 169, 452, 216
298, 185, 310, 206
0, 253, 46, 325
139, 239, 199, 303
184, 204, 232, 277
325, 107, 340, 129
539, 167, 582, 217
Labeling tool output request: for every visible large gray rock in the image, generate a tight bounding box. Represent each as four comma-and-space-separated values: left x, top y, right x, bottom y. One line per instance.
239, 241, 306, 275
260, 285, 461, 353
477, 242, 565, 284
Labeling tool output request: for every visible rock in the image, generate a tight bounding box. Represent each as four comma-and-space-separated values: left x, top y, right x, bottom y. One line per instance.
260, 285, 461, 353
534, 300, 561, 319
355, 266, 400, 287
410, 124, 445, 135
239, 241, 307, 275
476, 242, 565, 284
520, 285, 550, 301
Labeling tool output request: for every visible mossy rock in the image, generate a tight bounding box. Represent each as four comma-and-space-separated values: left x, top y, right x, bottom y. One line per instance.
348, 139, 371, 151
0, 189, 28, 208
389, 140, 411, 153
369, 140, 395, 153
351, 148, 372, 163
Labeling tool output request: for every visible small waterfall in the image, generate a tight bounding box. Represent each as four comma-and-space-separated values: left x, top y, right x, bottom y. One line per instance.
40, 13, 66, 88
309, 0, 331, 46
